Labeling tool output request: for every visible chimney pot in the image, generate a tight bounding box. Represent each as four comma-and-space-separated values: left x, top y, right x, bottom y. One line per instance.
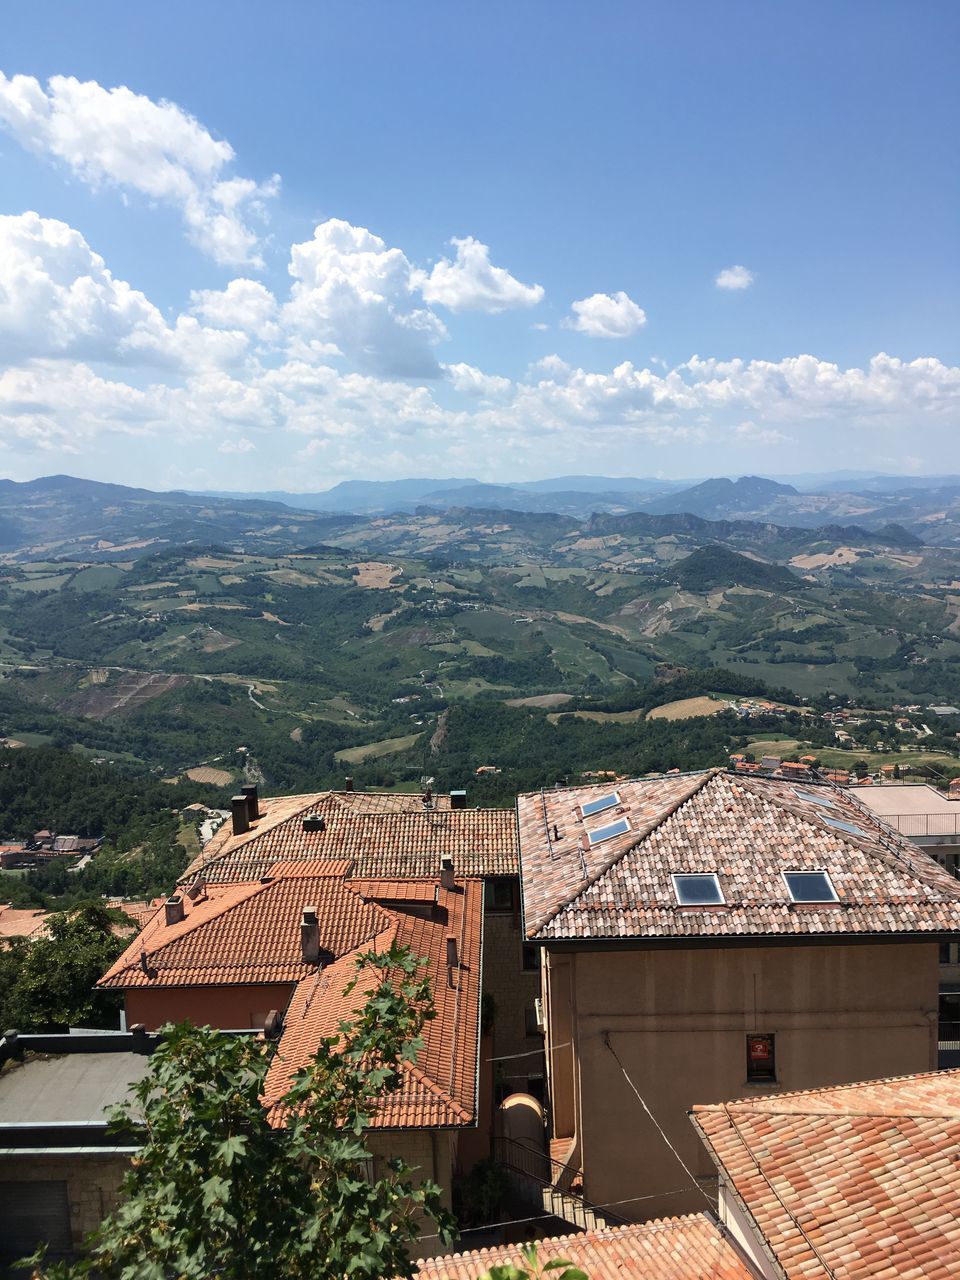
344, 777, 354, 792
446, 934, 459, 968
300, 905, 320, 964
231, 795, 250, 836
164, 895, 184, 926
241, 784, 259, 822
450, 789, 467, 810
440, 856, 455, 891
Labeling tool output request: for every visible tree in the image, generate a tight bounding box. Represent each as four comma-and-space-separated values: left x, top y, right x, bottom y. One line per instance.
33, 943, 456, 1280
2, 905, 125, 1032
482, 1242, 587, 1280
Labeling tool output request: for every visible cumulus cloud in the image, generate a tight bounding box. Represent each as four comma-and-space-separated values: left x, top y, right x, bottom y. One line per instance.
190, 278, 279, 338
565, 290, 647, 338
0, 72, 278, 266
445, 362, 512, 398
283, 219, 447, 377
218, 436, 256, 453
416, 237, 544, 313
715, 264, 754, 290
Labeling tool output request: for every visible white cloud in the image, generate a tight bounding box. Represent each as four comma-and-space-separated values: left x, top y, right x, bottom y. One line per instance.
565, 291, 647, 338
283, 219, 447, 377
0, 212, 247, 371
445, 362, 512, 398
190, 278, 279, 338
218, 436, 256, 453
0, 72, 278, 266
416, 237, 544, 313
715, 264, 754, 290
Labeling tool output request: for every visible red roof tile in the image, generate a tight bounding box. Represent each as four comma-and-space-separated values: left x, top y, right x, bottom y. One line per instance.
518, 770, 960, 941
415, 1215, 753, 1280
183, 790, 517, 884
692, 1069, 960, 1279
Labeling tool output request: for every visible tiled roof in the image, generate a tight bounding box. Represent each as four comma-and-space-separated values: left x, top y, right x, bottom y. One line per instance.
99, 860, 483, 1132
415, 1215, 753, 1280
263, 878, 482, 1130
0, 904, 49, 941
691, 1069, 960, 1280
518, 769, 960, 941
99, 864, 394, 989
183, 790, 517, 884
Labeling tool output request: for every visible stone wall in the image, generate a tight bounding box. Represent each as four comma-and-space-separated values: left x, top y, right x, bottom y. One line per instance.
0, 1152, 130, 1254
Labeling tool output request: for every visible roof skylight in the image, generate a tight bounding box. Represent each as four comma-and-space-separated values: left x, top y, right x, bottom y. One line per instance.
794, 788, 836, 809
585, 816, 631, 846
672, 873, 725, 906
783, 870, 839, 903
823, 816, 865, 838
581, 792, 620, 818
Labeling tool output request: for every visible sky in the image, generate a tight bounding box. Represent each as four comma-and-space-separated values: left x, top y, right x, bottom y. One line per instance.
1, 1, 958, 492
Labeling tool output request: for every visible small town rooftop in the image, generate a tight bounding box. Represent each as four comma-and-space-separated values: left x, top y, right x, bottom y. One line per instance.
0, 1051, 150, 1127
517, 768, 960, 942
692, 1068, 960, 1280
415, 1215, 753, 1280
183, 788, 518, 884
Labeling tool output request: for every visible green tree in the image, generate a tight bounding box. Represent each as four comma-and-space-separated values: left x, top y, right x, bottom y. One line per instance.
2, 905, 124, 1031
482, 1242, 587, 1280
34, 943, 456, 1280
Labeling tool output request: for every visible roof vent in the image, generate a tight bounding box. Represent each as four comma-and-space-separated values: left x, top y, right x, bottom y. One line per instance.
302, 814, 326, 833
344, 777, 354, 792
185, 878, 205, 901
450, 789, 467, 810
300, 905, 320, 964
164, 895, 184, 926
446, 934, 459, 968
263, 1009, 283, 1040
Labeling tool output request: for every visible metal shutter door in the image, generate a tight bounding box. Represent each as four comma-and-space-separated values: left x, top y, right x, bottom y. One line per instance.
0, 1180, 73, 1265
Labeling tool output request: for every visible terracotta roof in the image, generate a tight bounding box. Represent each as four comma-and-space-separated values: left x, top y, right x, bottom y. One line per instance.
0, 904, 49, 942
99, 864, 394, 989
415, 1215, 753, 1280
263, 878, 482, 1130
182, 790, 517, 884
518, 769, 960, 941
692, 1069, 960, 1279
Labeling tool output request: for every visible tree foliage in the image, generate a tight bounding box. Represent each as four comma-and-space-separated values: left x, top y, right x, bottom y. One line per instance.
33, 943, 456, 1280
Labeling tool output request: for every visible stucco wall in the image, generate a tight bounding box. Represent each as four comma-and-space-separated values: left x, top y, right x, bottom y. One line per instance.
483, 912, 542, 1096
124, 983, 295, 1030
545, 940, 939, 1220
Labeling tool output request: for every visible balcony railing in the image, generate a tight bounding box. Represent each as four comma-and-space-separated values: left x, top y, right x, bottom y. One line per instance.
879, 813, 960, 839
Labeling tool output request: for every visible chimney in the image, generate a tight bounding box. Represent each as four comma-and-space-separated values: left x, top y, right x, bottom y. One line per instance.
344, 776, 354, 792
300, 906, 320, 964
241, 784, 259, 822
164, 895, 184, 926
446, 934, 459, 968
231, 795, 250, 836
422, 787, 434, 811
440, 856, 455, 891
302, 814, 326, 832
449, 789, 467, 810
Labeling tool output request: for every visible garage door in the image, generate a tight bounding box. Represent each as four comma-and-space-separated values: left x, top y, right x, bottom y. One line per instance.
0, 1180, 72, 1268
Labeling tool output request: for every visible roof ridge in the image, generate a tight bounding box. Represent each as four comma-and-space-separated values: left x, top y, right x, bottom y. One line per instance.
398, 1057, 472, 1122
692, 1065, 960, 1113
527, 769, 720, 938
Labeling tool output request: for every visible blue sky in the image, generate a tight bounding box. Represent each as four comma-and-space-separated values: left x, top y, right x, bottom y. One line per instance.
0, 1, 958, 490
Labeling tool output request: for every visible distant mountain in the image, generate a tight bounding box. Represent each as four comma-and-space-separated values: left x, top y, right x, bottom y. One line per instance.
639, 475, 799, 518
669, 545, 803, 592
514, 475, 680, 494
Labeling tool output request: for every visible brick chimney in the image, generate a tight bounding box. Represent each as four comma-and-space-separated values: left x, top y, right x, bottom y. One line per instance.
300, 906, 320, 964
231, 795, 250, 836
241, 784, 259, 822
164, 895, 184, 926
440, 856, 455, 891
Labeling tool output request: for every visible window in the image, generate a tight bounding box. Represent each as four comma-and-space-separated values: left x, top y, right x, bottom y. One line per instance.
484, 879, 516, 913
746, 1033, 776, 1083
822, 816, 865, 838
586, 816, 631, 846
782, 870, 838, 903
522, 943, 540, 972
794, 788, 836, 809
672, 873, 725, 906
581, 791, 620, 818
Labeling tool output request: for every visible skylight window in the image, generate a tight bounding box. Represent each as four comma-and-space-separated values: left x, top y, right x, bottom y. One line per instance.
794, 788, 836, 809
672, 873, 725, 906
823, 817, 865, 838
586, 816, 630, 846
581, 791, 620, 818
783, 870, 839, 903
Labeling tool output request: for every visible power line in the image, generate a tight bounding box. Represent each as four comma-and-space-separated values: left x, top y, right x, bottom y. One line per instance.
602, 1032, 714, 1212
